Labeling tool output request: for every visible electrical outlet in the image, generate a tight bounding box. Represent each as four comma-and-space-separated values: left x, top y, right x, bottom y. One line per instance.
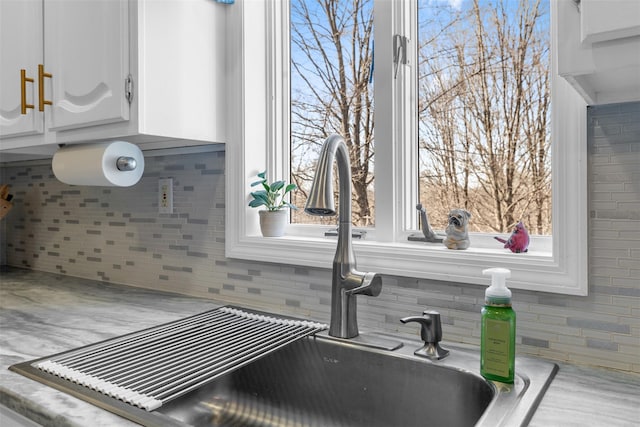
158, 178, 173, 214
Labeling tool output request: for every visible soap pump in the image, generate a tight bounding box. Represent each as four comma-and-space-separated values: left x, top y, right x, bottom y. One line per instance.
480, 267, 516, 383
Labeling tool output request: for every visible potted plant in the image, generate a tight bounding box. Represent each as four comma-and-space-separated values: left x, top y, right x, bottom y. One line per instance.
249, 171, 297, 237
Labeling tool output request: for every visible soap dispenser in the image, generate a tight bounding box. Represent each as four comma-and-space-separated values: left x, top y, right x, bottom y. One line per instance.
480, 267, 516, 383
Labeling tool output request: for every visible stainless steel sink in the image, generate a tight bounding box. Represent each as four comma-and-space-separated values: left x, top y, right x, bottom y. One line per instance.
156, 334, 556, 427
11, 324, 557, 427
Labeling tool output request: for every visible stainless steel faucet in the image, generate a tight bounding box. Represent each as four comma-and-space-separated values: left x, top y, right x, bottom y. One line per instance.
305, 134, 382, 339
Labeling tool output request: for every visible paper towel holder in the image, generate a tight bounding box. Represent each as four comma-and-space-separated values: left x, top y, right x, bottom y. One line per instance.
116, 156, 137, 171
52, 141, 144, 187
57, 143, 137, 172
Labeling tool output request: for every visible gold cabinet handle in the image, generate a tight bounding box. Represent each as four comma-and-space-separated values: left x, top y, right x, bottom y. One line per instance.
38, 64, 52, 111
20, 69, 35, 115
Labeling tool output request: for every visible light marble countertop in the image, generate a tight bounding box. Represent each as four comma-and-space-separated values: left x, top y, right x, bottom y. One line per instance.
1, 267, 639, 426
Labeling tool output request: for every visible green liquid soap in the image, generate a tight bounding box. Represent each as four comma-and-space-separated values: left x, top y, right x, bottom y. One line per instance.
480, 268, 516, 383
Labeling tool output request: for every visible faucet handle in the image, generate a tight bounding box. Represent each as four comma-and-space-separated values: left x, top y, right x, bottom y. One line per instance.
346, 272, 382, 297
400, 310, 449, 360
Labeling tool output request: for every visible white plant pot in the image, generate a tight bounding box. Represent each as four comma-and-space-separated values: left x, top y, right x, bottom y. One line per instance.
259, 210, 288, 237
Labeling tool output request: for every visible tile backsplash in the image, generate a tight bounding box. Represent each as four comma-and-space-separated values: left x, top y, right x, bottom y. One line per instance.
1, 102, 639, 373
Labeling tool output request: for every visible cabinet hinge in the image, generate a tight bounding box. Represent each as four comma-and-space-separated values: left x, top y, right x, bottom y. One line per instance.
125, 74, 134, 105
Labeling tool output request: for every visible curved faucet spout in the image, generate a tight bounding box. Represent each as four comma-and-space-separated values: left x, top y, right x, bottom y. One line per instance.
305, 134, 382, 339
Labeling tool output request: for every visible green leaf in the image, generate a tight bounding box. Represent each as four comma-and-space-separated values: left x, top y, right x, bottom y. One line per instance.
257, 171, 266, 179
248, 199, 266, 208
284, 183, 297, 193
250, 191, 270, 205
270, 180, 285, 192
250, 179, 266, 187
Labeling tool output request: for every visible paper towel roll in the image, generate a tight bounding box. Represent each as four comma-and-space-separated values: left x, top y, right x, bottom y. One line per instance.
52, 141, 145, 187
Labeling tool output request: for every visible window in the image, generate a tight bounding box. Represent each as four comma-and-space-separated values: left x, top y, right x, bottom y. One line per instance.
417, 0, 551, 235
289, 0, 375, 227
225, 0, 587, 295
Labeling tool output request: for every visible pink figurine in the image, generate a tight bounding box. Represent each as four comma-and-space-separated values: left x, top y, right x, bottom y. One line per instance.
495, 221, 529, 253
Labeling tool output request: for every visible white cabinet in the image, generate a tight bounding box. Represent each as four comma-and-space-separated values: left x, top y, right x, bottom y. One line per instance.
557, 0, 640, 105
0, 0, 44, 139
45, 0, 130, 132
0, 0, 129, 144
0, 0, 226, 155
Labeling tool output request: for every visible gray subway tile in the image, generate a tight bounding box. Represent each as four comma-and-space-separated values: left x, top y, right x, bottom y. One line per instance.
586, 338, 619, 352
187, 251, 208, 258
417, 298, 479, 313
310, 283, 331, 292
187, 219, 208, 225
522, 337, 550, 348
227, 273, 252, 282
567, 318, 631, 334
593, 285, 640, 297
129, 218, 157, 223
162, 224, 181, 229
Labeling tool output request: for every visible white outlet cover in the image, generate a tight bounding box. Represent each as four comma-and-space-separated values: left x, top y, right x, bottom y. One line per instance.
158, 178, 173, 214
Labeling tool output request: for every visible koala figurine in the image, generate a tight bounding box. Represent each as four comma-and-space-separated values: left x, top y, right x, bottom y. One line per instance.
443, 209, 472, 250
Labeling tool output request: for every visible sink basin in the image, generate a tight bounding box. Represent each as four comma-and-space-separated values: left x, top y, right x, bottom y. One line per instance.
156, 334, 556, 427
11, 320, 557, 427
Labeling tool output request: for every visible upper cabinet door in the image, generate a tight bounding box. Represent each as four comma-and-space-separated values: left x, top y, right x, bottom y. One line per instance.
557, 0, 640, 105
580, 0, 640, 44
45, 0, 129, 131
0, 0, 45, 139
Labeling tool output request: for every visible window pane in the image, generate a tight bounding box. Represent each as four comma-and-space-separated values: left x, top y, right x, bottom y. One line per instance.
290, 0, 375, 227
417, 0, 551, 235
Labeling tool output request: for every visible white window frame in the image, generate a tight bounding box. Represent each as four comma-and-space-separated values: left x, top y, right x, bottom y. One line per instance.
225, 0, 588, 295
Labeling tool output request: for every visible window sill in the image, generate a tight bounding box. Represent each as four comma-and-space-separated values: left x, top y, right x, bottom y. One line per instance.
226, 232, 586, 295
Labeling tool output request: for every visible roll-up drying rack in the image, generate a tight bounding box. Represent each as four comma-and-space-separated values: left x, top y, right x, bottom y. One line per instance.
28, 306, 328, 411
